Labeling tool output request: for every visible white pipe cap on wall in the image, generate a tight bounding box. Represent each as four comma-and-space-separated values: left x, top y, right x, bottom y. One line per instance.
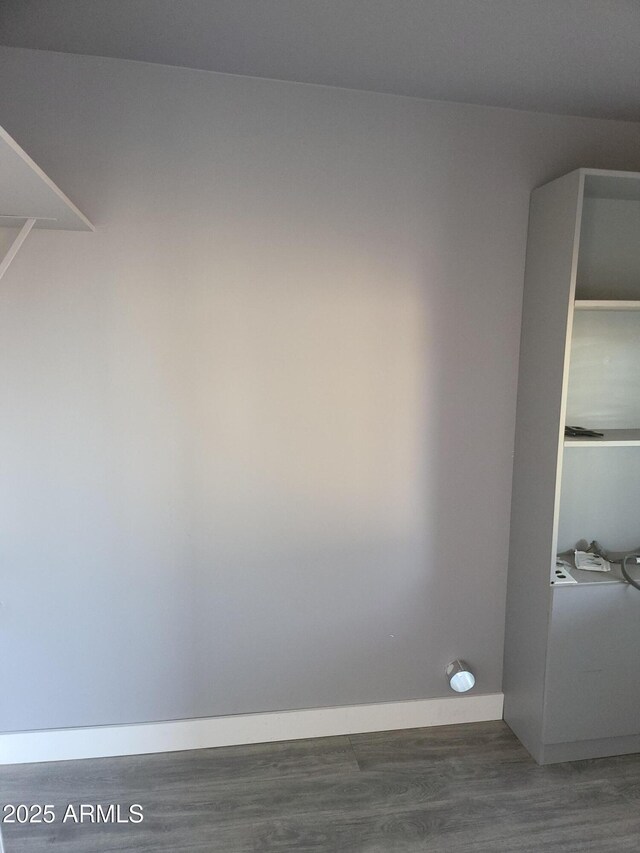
445, 659, 476, 692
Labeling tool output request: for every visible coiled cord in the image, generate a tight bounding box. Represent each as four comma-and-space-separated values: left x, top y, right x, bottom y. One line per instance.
621, 555, 640, 591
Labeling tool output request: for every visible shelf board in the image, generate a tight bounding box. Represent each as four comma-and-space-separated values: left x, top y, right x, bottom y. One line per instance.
565, 429, 640, 447
0, 124, 93, 231
574, 300, 640, 311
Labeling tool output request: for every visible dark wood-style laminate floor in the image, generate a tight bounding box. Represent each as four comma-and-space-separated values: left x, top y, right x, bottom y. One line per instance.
2, 721, 640, 852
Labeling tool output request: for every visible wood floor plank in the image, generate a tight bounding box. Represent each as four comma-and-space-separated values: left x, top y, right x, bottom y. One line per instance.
0, 733, 360, 792
3, 721, 640, 852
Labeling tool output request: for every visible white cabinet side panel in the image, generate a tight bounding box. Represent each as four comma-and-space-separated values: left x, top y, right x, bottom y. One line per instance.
504, 171, 583, 759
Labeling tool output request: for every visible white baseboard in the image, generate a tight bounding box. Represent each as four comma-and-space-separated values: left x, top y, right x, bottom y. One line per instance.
0, 692, 504, 765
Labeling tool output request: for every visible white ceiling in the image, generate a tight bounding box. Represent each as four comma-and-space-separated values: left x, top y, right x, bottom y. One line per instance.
1, 0, 639, 121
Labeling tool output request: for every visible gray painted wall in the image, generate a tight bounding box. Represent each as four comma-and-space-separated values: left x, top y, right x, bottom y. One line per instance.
577, 198, 640, 299
566, 309, 640, 428
1, 47, 640, 731
558, 447, 640, 553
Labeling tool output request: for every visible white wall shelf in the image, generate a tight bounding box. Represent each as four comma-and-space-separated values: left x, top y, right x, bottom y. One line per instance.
564, 429, 640, 447
0, 124, 93, 231
574, 300, 640, 311
0, 122, 93, 282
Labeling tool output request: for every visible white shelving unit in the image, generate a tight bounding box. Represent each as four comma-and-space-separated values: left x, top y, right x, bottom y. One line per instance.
504, 167, 640, 765
0, 123, 93, 281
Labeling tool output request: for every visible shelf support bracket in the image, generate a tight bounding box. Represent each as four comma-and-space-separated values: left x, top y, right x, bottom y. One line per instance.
0, 218, 37, 282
